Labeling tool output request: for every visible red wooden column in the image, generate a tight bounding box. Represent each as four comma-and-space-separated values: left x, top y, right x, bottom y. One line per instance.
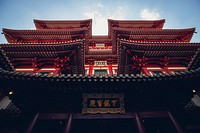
167, 111, 184, 133
108, 64, 113, 75
25, 113, 39, 133
135, 112, 146, 133
142, 68, 149, 75
63, 113, 73, 133
88, 64, 93, 75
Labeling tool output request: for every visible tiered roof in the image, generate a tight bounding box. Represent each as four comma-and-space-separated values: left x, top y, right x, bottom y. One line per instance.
117, 39, 200, 74
108, 19, 165, 36
3, 19, 92, 43
113, 27, 195, 42
3, 28, 88, 43
108, 19, 195, 42
34, 19, 92, 30
0, 18, 199, 76
1, 19, 92, 74
0, 40, 85, 74
0, 19, 200, 117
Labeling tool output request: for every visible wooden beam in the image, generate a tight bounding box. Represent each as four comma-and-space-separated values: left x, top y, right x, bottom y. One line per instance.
139, 111, 168, 118
63, 113, 73, 133
135, 112, 146, 133
167, 111, 184, 133
37, 111, 170, 120
25, 113, 39, 133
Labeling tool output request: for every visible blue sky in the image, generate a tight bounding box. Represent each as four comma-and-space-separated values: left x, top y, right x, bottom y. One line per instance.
0, 0, 200, 43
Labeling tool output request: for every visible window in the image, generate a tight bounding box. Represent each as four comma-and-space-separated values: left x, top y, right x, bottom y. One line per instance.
94, 69, 107, 75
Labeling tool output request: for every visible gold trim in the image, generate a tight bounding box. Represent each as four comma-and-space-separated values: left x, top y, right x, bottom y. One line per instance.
82, 93, 125, 114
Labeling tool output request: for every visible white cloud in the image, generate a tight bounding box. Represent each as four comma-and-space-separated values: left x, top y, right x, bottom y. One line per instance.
97, 3, 104, 8
140, 8, 160, 20
84, 10, 107, 35
108, 6, 124, 20
83, 4, 125, 35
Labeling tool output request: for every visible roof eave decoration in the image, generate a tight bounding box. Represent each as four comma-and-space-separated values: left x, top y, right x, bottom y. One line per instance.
113, 28, 195, 42
2, 28, 88, 43
3, 29, 18, 43
188, 47, 200, 70
108, 19, 165, 28
0, 40, 85, 74
117, 39, 200, 74
33, 19, 92, 30
108, 19, 165, 36
0, 67, 199, 83
0, 46, 14, 71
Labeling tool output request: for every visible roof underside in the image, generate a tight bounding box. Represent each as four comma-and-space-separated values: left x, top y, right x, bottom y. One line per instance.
0, 43, 79, 58
117, 40, 200, 74
33, 19, 92, 38
0, 46, 14, 71
1, 19, 199, 73
34, 19, 92, 29
0, 41, 85, 74
114, 28, 195, 42
108, 19, 166, 37
3, 28, 88, 43
108, 19, 165, 29
0, 67, 200, 82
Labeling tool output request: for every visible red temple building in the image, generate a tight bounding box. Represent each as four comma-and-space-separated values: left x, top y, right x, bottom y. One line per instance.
0, 19, 200, 133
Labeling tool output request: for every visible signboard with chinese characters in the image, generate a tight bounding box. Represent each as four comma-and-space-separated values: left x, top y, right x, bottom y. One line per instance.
95, 43, 105, 47
82, 93, 125, 114
94, 61, 107, 66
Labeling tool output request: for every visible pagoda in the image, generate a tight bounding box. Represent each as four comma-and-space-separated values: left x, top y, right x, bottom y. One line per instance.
0, 19, 200, 133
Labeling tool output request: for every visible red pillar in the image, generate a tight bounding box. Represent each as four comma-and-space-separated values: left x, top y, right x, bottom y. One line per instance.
63, 113, 73, 133
163, 67, 171, 74
108, 64, 113, 75
135, 112, 146, 133
142, 68, 149, 75
89, 64, 93, 75
25, 113, 39, 133
167, 111, 184, 133
54, 68, 61, 75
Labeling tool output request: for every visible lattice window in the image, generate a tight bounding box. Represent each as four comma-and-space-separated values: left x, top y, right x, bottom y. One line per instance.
94, 69, 107, 75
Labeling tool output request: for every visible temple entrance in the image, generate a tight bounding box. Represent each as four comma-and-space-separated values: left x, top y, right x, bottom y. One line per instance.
71, 119, 137, 133
27, 112, 180, 133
